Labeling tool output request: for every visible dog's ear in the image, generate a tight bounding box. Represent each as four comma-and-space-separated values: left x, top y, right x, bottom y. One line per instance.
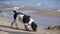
13, 10, 16, 13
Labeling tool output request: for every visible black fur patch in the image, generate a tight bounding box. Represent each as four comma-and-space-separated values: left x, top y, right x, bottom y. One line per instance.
13, 12, 24, 20
23, 15, 30, 23
31, 22, 37, 31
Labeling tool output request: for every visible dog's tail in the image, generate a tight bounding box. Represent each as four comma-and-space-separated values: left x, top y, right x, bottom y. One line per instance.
31, 22, 37, 31
13, 10, 16, 14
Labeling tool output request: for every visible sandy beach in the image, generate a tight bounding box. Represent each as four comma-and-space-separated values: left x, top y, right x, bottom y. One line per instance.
0, 16, 60, 34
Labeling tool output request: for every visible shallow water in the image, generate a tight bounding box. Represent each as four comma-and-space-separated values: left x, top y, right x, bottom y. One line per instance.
0, 10, 60, 28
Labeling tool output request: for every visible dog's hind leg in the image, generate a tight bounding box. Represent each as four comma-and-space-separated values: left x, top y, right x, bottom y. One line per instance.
15, 16, 19, 28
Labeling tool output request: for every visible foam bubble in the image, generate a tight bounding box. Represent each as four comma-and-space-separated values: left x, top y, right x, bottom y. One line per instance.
37, 3, 43, 6
13, 7, 18, 10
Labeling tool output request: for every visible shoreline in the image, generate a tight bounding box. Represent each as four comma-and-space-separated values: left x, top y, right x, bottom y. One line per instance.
0, 6, 60, 17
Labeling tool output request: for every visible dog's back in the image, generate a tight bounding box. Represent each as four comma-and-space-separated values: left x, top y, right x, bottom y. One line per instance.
13, 10, 24, 19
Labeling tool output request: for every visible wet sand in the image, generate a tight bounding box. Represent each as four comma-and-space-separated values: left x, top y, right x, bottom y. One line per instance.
18, 7, 60, 17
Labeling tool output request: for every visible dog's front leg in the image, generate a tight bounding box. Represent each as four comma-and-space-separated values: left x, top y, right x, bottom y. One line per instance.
11, 19, 16, 28
24, 23, 30, 31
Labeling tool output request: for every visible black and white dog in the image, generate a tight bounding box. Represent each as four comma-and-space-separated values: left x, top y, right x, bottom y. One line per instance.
11, 10, 37, 31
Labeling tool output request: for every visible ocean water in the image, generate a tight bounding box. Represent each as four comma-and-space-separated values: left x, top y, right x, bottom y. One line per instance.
0, 0, 60, 10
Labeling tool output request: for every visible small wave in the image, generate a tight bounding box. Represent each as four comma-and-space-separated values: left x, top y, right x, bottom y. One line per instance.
0, 5, 25, 11
37, 3, 44, 6
57, 10, 60, 12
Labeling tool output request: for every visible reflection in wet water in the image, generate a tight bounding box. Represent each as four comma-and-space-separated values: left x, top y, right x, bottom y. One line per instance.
0, 10, 60, 28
